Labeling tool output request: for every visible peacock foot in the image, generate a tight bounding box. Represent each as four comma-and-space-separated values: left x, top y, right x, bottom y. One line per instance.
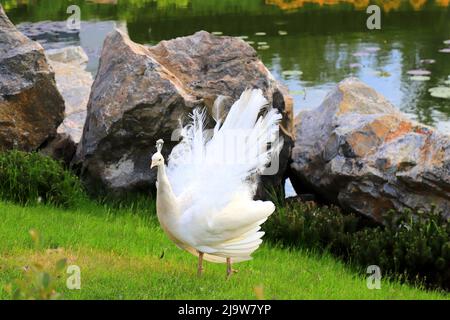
226, 257, 238, 279
197, 251, 204, 277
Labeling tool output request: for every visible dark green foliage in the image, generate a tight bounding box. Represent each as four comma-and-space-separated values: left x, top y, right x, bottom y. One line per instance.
264, 199, 450, 290
0, 150, 85, 208
352, 207, 450, 290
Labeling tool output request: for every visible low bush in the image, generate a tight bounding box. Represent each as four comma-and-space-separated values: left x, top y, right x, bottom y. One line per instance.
264, 199, 450, 290
0, 150, 85, 208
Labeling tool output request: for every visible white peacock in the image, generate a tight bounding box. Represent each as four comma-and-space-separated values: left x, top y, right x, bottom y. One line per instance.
150, 89, 283, 278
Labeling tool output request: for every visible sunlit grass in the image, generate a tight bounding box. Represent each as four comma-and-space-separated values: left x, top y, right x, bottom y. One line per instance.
0, 200, 448, 300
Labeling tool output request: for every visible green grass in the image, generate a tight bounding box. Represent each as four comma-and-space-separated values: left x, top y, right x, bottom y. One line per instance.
0, 200, 448, 300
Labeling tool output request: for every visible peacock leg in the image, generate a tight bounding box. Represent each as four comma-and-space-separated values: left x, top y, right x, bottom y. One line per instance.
226, 257, 238, 279
197, 252, 204, 276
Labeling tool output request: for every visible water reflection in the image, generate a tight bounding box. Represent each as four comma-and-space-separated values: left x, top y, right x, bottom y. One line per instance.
266, 0, 449, 11
2, 0, 450, 131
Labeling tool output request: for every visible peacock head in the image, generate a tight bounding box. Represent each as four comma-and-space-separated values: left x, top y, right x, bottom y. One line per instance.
150, 139, 165, 169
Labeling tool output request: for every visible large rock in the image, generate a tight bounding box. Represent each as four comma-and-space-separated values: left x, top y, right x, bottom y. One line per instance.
46, 46, 92, 144
290, 78, 450, 222
17, 21, 80, 48
40, 46, 93, 165
74, 29, 294, 196
0, 5, 64, 152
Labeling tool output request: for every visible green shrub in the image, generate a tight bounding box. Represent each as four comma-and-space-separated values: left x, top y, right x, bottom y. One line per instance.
0, 150, 85, 207
351, 207, 450, 290
264, 200, 372, 256
264, 199, 450, 290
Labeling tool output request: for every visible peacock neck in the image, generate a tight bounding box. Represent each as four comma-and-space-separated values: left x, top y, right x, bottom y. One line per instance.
156, 164, 178, 216
157, 164, 169, 190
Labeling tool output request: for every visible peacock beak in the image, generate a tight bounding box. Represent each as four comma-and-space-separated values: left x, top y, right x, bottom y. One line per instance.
150, 160, 156, 169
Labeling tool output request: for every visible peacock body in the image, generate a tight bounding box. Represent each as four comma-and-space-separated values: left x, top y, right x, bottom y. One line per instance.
151, 89, 283, 276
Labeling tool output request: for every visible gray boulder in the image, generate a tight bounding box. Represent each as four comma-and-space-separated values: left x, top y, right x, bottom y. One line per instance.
74, 29, 294, 196
41, 46, 93, 166
290, 78, 450, 222
46, 46, 92, 145
0, 5, 65, 152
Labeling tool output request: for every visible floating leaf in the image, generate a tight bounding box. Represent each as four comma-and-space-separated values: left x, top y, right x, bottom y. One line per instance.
420, 59, 436, 64
255, 32, 266, 36
377, 70, 391, 77
444, 40, 450, 45
352, 51, 369, 57
257, 45, 270, 50
439, 48, 450, 53
407, 69, 431, 76
278, 30, 288, 36
289, 89, 306, 96
257, 41, 268, 45
211, 31, 223, 36
238, 35, 248, 40
282, 70, 303, 77
246, 41, 255, 45
429, 86, 450, 99
444, 80, 450, 85
365, 47, 380, 52
410, 75, 430, 81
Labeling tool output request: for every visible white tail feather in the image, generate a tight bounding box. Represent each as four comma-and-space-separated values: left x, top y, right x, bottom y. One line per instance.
165, 89, 282, 262
168, 89, 282, 210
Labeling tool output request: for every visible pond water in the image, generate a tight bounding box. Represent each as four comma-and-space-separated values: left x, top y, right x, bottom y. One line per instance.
3, 0, 450, 130
3, 1, 450, 196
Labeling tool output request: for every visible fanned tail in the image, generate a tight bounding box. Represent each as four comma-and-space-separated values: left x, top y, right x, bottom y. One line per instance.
167, 89, 283, 210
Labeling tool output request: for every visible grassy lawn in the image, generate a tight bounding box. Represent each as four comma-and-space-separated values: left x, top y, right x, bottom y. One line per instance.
0, 200, 448, 300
